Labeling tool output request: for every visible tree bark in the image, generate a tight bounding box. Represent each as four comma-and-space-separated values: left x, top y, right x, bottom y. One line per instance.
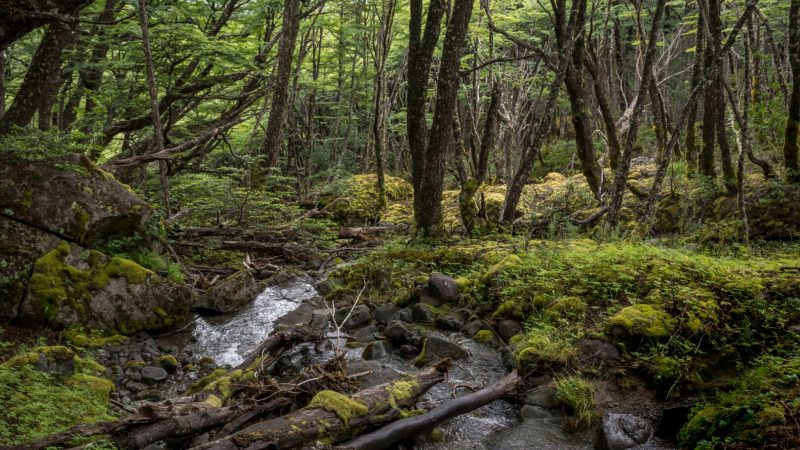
0, 0, 90, 52
585, 47, 621, 170
784, 0, 800, 181
372, 0, 396, 208
259, 0, 302, 170
137, 0, 170, 212
0, 20, 78, 135
476, 84, 502, 185
685, 10, 704, 172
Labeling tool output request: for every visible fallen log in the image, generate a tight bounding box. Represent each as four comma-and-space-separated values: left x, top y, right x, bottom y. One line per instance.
337, 226, 393, 241
191, 360, 452, 450
340, 371, 521, 450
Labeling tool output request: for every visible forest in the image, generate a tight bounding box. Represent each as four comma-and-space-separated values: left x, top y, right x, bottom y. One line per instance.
0, 0, 799, 448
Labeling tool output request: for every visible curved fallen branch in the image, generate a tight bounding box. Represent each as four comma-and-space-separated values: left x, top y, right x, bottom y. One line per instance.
340, 370, 521, 450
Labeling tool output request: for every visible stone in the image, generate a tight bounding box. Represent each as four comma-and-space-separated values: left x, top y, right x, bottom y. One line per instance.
395, 307, 413, 322
373, 303, 398, 325
578, 339, 620, 364
316, 279, 335, 295
195, 270, 265, 314
352, 325, 380, 343
423, 273, 460, 306
362, 341, 388, 360
140, 366, 169, 384
465, 319, 484, 337
595, 413, 654, 450
411, 303, 436, 323
416, 336, 469, 367
385, 320, 413, 345
334, 304, 371, 329
497, 320, 524, 341
435, 313, 465, 331
520, 405, 554, 420
524, 385, 562, 409
310, 309, 331, 330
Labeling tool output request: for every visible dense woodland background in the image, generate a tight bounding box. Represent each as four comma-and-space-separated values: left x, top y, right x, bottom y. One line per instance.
1, 0, 800, 448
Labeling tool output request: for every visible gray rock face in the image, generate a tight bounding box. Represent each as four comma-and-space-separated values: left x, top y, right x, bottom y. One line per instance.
420, 273, 460, 306
374, 303, 399, 325
362, 341, 388, 360
595, 413, 654, 450
416, 336, 469, 367
411, 303, 436, 323
334, 304, 371, 329
141, 366, 169, 384
195, 270, 265, 313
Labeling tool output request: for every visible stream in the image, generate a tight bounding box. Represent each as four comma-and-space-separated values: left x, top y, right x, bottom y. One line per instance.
177, 277, 675, 450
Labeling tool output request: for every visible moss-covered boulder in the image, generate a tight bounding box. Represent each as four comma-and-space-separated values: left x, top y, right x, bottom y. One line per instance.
319, 174, 413, 224
0, 153, 152, 246
195, 269, 266, 313
18, 241, 195, 333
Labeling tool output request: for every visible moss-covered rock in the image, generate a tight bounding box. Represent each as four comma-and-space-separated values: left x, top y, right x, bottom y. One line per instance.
18, 241, 195, 333
320, 174, 413, 225
195, 269, 266, 313
608, 304, 676, 339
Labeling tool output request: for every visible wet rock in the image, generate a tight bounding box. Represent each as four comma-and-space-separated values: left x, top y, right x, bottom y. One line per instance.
385, 320, 413, 345
334, 304, 371, 329
374, 303, 398, 325
524, 385, 562, 409
497, 320, 524, 341
435, 313, 465, 331
400, 345, 419, 358
411, 303, 436, 323
316, 279, 335, 295
347, 360, 397, 387
521, 405, 554, 420
311, 308, 331, 330
420, 273, 460, 307
466, 319, 484, 337
195, 270, 265, 314
362, 341, 388, 360
352, 324, 380, 343
595, 413, 653, 450
415, 336, 469, 367
395, 307, 413, 322
158, 355, 179, 374
578, 339, 620, 363
140, 366, 168, 384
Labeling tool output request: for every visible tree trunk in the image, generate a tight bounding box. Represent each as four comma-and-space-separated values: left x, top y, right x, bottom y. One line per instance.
476, 83, 502, 186
137, 0, 170, 212
260, 0, 302, 170
585, 47, 621, 170
372, 0, 396, 209
784, 0, 800, 181
0, 21, 77, 135
685, 10, 704, 172
0, 50, 5, 117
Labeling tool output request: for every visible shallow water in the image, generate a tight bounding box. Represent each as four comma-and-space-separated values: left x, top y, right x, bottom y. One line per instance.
184, 278, 318, 366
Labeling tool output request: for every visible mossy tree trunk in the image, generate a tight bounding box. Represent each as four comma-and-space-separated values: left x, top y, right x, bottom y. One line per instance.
784, 0, 800, 181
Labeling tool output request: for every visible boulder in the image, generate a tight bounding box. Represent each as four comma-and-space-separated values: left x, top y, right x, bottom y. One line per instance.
310, 309, 331, 330
141, 366, 169, 384
524, 385, 562, 409
420, 273, 460, 307
0, 154, 152, 247
411, 303, 436, 323
334, 304, 371, 329
435, 313, 465, 331
362, 341, 388, 360
195, 270, 266, 313
18, 241, 195, 333
373, 303, 399, 325
595, 413, 653, 450
497, 319, 524, 341
415, 336, 469, 367
384, 320, 414, 345
520, 405, 553, 421
395, 307, 413, 322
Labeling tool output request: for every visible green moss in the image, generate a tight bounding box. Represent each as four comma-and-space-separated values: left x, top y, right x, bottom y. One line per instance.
474, 329, 496, 344
158, 355, 178, 367
187, 368, 227, 395
307, 390, 368, 425
492, 300, 529, 320
555, 375, 597, 427
608, 304, 675, 338
414, 338, 428, 368
514, 323, 577, 371
544, 296, 587, 322
64, 328, 127, 348
482, 255, 521, 281
386, 380, 420, 410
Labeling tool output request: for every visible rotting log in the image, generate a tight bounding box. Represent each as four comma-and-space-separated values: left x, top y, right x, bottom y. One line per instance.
340, 370, 521, 450
191, 360, 452, 450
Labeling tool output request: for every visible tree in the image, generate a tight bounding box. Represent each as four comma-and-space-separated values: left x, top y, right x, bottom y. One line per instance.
784, 0, 800, 181
372, 0, 397, 208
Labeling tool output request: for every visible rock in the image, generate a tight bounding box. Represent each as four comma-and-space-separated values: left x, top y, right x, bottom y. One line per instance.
385, 320, 413, 345
399, 345, 419, 358
334, 304, 371, 329
465, 319, 484, 337
0, 154, 153, 248
411, 303, 436, 323
415, 336, 469, 367
373, 303, 398, 325
352, 324, 380, 343
33, 347, 75, 376
578, 339, 620, 363
158, 355, 179, 374
435, 313, 465, 331
524, 385, 562, 409
420, 273, 460, 307
316, 280, 335, 295
395, 307, 413, 322
362, 341, 388, 360
17, 241, 196, 333
497, 320, 524, 341
140, 366, 169, 384
520, 405, 553, 420
595, 413, 654, 450
195, 270, 265, 314
310, 309, 331, 330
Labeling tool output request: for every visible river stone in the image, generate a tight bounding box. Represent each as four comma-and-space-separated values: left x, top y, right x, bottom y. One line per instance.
421, 273, 460, 306
385, 320, 413, 344
524, 385, 562, 409
195, 269, 265, 314
362, 341, 388, 360
334, 304, 371, 329
435, 313, 465, 331
466, 319, 484, 337
374, 303, 399, 325
311, 308, 331, 330
416, 336, 469, 367
497, 320, 524, 341
521, 405, 554, 420
395, 307, 413, 322
578, 339, 620, 363
140, 366, 168, 384
595, 413, 654, 450
352, 324, 380, 343
411, 303, 436, 323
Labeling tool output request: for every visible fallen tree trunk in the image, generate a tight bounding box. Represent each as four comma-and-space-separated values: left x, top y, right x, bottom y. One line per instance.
340, 371, 521, 450
192, 360, 452, 450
